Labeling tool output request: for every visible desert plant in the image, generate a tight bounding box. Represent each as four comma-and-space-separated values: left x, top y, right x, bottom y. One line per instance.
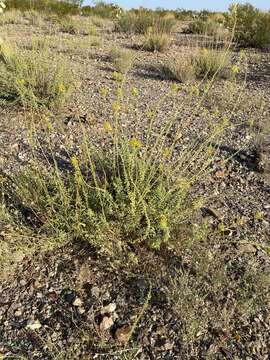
6, 0, 80, 16
109, 45, 133, 73
162, 48, 231, 82
60, 16, 79, 34
116, 10, 176, 34
3, 80, 230, 256
0, 41, 74, 108
143, 29, 171, 52
226, 3, 270, 48
161, 54, 196, 83
194, 48, 231, 78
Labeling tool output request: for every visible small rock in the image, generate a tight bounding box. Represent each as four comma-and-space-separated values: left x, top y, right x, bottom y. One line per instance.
26, 319, 42, 331
115, 325, 132, 343
238, 243, 257, 254
14, 309, 23, 317
91, 286, 100, 298
101, 302, 116, 314
100, 316, 114, 331
73, 298, 83, 307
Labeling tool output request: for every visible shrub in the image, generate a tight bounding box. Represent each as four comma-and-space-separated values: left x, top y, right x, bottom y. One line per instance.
0, 41, 74, 108
6, 0, 80, 16
143, 30, 171, 52
109, 46, 133, 73
162, 48, 231, 82
3, 84, 228, 254
161, 55, 196, 83
194, 48, 231, 78
226, 3, 270, 48
60, 16, 79, 35
82, 2, 123, 19
116, 10, 176, 34
186, 18, 229, 40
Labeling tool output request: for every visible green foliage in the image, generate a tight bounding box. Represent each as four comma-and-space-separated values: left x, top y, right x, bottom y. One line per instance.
116, 10, 176, 34
0, 41, 74, 108
6, 0, 80, 16
5, 84, 225, 254
226, 3, 270, 48
82, 2, 123, 19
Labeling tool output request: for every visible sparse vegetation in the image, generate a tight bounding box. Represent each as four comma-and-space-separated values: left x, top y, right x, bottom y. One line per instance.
226, 3, 270, 48
0, 2, 270, 359
109, 45, 133, 73
0, 41, 74, 108
143, 29, 171, 52
162, 48, 232, 82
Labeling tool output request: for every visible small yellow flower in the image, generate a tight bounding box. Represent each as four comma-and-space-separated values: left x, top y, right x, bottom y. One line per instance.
47, 122, 53, 131
103, 121, 113, 132
129, 138, 142, 149
112, 71, 124, 82
71, 155, 79, 168
99, 87, 109, 98
112, 102, 121, 113
58, 83, 66, 93
231, 65, 240, 75
131, 87, 138, 97
159, 215, 168, 230
163, 147, 171, 158
170, 83, 179, 92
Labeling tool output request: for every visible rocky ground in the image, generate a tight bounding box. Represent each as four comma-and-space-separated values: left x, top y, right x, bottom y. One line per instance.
0, 13, 270, 360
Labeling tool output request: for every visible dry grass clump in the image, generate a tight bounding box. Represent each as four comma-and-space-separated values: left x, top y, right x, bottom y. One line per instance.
59, 16, 79, 35
162, 48, 232, 83
109, 45, 133, 73
0, 41, 74, 108
143, 30, 171, 52
161, 54, 196, 83
0, 9, 22, 25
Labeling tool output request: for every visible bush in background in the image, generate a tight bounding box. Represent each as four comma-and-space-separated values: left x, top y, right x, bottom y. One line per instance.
226, 3, 270, 48
6, 0, 80, 16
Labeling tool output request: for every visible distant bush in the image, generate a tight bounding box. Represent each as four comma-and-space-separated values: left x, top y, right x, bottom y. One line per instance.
82, 1, 122, 19
116, 10, 176, 34
0, 41, 74, 108
226, 3, 270, 48
6, 0, 80, 16
186, 18, 230, 40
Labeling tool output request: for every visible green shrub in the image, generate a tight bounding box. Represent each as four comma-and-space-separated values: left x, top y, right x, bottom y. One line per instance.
82, 2, 123, 19
4, 85, 227, 254
186, 18, 229, 40
0, 41, 74, 108
143, 30, 171, 52
226, 3, 270, 48
116, 10, 176, 34
6, 0, 80, 16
